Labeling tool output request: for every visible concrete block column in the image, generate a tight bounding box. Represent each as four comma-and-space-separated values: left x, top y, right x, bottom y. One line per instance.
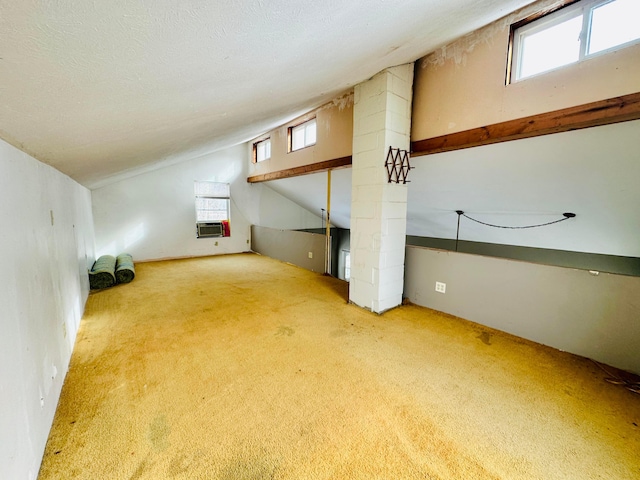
349, 63, 414, 313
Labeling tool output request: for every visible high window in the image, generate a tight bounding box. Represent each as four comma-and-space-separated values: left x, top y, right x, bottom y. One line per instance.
289, 118, 316, 152
509, 0, 640, 82
253, 138, 271, 163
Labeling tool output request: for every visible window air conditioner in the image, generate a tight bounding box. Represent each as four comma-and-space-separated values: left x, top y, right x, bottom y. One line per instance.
197, 222, 224, 238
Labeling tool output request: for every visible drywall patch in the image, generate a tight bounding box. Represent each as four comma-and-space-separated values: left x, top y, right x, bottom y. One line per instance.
318, 90, 354, 112
423, 0, 568, 69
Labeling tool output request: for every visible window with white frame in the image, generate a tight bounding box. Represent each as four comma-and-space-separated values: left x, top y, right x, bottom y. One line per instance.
253, 138, 271, 162
194, 181, 230, 223
509, 0, 640, 82
289, 118, 317, 152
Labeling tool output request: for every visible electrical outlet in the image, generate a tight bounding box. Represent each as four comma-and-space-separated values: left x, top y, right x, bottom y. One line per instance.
308, 252, 313, 259
435, 281, 446, 294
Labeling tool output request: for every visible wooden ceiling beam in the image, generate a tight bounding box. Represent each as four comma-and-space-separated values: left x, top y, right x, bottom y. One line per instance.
411, 92, 640, 157
247, 156, 352, 183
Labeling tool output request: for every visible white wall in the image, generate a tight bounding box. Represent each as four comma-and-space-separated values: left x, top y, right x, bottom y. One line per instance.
407, 120, 640, 257
266, 168, 353, 230
0, 140, 95, 480
251, 226, 326, 274
404, 246, 640, 374
92, 143, 322, 262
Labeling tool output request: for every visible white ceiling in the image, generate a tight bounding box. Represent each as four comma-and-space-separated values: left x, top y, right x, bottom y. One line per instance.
0, 0, 537, 188
266, 120, 640, 257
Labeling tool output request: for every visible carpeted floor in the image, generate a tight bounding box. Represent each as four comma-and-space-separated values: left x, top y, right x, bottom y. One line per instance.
39, 253, 640, 479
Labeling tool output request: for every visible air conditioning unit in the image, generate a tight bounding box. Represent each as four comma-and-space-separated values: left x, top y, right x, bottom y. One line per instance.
197, 222, 224, 238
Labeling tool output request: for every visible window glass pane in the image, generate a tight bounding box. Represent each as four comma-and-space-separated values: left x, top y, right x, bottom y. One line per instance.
589, 0, 640, 54
195, 199, 229, 222
292, 125, 306, 150
291, 119, 316, 151
196, 198, 228, 211
518, 14, 582, 79
255, 139, 270, 162
194, 181, 230, 222
305, 120, 317, 146
256, 142, 266, 162
197, 209, 228, 222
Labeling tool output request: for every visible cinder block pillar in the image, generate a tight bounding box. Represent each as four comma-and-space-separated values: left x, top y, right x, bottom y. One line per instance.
349, 64, 414, 313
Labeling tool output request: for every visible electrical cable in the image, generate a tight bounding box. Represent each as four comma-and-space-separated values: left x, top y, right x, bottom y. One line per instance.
457, 211, 576, 229
453, 211, 576, 251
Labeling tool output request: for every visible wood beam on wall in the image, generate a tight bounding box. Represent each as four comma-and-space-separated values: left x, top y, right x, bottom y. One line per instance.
247, 156, 352, 183
411, 92, 640, 157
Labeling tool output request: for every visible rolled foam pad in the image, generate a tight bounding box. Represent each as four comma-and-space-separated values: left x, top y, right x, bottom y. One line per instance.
89, 255, 117, 290
115, 253, 135, 284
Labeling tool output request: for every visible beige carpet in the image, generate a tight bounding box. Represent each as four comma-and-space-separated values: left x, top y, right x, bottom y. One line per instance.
39, 253, 640, 479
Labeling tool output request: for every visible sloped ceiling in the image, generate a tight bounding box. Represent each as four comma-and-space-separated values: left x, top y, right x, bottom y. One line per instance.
0, 0, 537, 188
266, 168, 352, 230
266, 120, 640, 257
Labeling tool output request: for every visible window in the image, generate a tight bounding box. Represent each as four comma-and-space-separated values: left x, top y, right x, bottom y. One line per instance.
289, 118, 316, 152
194, 181, 230, 237
588, 0, 640, 53
509, 0, 640, 82
253, 138, 271, 163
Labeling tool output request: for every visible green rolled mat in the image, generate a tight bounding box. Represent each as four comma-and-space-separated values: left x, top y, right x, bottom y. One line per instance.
115, 253, 135, 284
89, 255, 116, 290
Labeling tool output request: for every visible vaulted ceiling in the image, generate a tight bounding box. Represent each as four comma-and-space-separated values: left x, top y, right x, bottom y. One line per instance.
1, 0, 537, 188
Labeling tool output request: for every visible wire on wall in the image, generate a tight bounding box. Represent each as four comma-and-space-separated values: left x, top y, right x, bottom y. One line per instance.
454, 210, 576, 251
459, 211, 576, 229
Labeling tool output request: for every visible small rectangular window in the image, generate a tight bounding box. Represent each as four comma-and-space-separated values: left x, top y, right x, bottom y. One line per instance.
253, 138, 271, 163
588, 0, 640, 54
194, 181, 230, 237
509, 0, 640, 83
289, 118, 317, 152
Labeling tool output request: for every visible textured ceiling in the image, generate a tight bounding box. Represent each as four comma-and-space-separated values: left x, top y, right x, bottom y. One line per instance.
0, 0, 536, 188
